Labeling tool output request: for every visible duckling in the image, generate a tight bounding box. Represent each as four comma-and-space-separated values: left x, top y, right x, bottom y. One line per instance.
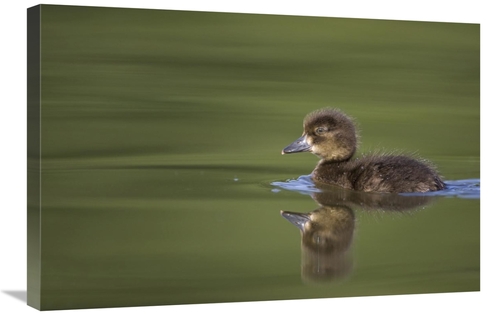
282, 108, 445, 193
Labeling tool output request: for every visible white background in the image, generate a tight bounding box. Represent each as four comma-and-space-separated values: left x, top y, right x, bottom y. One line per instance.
1, 1, 497, 314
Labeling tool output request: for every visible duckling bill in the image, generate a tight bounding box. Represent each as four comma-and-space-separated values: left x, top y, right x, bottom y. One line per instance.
282, 108, 445, 193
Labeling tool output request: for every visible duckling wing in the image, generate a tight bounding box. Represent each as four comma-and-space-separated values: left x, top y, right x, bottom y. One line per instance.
351, 155, 444, 193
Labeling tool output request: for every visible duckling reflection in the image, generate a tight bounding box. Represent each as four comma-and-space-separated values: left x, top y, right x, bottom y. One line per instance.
281, 187, 435, 284
312, 181, 436, 211
281, 205, 354, 283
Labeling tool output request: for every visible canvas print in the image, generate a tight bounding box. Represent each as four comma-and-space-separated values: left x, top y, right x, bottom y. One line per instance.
27, 4, 480, 310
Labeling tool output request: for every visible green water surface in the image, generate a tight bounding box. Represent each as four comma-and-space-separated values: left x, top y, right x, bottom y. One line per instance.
34, 5, 479, 310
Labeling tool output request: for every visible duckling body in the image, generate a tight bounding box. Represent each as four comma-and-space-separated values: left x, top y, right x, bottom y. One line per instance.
313, 153, 444, 193
282, 108, 445, 193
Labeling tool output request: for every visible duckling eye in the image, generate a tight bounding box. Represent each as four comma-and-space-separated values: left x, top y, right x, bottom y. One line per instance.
315, 127, 327, 135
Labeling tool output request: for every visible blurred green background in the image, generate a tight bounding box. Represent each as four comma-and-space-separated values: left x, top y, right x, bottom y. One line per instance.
36, 5, 479, 310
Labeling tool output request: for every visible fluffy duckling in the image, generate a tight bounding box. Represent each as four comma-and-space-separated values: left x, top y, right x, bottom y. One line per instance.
282, 108, 445, 193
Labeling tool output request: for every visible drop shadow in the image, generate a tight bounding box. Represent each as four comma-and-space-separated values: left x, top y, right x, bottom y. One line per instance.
2, 290, 27, 303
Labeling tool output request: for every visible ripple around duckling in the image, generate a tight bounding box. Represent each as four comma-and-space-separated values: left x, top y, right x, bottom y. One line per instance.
271, 176, 480, 199
403, 178, 480, 199
270, 175, 321, 195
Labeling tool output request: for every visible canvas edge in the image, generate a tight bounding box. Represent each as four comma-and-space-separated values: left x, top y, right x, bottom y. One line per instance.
27, 4, 42, 311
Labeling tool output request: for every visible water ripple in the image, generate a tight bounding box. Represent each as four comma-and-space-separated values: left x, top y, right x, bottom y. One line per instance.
271, 176, 480, 199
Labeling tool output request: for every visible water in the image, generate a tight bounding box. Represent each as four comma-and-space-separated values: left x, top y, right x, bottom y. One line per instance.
272, 175, 480, 199
33, 5, 479, 310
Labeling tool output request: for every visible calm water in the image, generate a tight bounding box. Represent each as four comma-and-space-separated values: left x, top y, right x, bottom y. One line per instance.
35, 5, 479, 310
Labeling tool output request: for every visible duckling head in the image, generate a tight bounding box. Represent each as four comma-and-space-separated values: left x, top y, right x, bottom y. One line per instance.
282, 108, 358, 162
